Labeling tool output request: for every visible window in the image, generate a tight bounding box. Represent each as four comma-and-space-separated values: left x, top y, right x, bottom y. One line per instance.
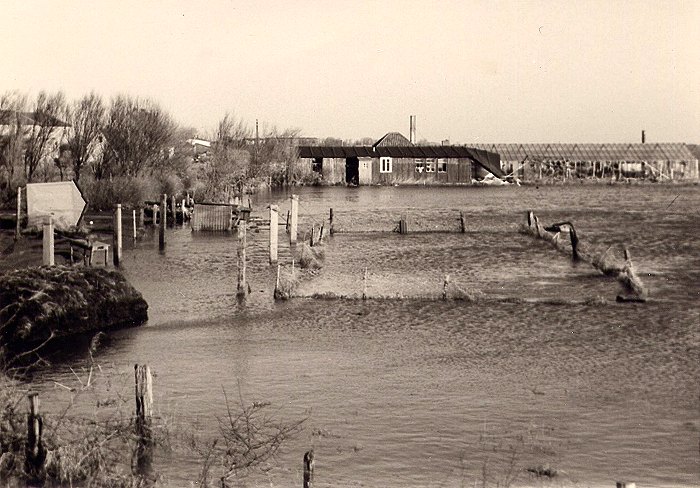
380, 157, 392, 173
437, 158, 447, 173
426, 158, 436, 173
415, 159, 425, 173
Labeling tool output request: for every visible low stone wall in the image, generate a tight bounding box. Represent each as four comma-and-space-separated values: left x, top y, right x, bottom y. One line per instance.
0, 266, 148, 360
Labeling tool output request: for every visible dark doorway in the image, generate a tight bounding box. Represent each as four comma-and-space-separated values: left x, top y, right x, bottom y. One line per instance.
345, 157, 359, 185
312, 157, 323, 173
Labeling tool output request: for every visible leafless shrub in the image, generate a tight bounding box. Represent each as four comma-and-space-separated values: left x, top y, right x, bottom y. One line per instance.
185, 387, 306, 488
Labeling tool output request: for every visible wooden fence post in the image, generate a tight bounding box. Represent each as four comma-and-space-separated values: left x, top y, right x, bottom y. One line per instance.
132, 209, 137, 240
134, 364, 153, 474
159, 194, 167, 250
310, 224, 315, 247
25, 392, 46, 481
443, 274, 450, 300
362, 268, 368, 300
329, 208, 334, 235
237, 222, 248, 297
181, 199, 186, 227
398, 216, 408, 234
42, 216, 54, 266
286, 210, 290, 233
170, 195, 176, 226
114, 204, 122, 266
275, 264, 281, 297
15, 187, 22, 240
269, 204, 279, 264
139, 207, 145, 229
303, 450, 314, 488
459, 211, 466, 233
290, 194, 299, 244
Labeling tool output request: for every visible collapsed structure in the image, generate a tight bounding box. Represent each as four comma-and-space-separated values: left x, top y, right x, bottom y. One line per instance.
469, 142, 699, 181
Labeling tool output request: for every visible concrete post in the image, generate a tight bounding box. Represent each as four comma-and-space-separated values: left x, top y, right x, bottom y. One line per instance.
42, 216, 54, 266
113, 204, 122, 266
269, 204, 278, 264
159, 194, 167, 250
290, 194, 298, 245
237, 222, 248, 297
15, 187, 21, 240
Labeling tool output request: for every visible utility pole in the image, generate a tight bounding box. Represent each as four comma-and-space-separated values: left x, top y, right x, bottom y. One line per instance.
255, 118, 259, 167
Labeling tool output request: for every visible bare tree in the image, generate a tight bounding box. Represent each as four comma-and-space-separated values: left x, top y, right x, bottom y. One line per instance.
66, 92, 105, 182
0, 91, 28, 193
200, 113, 253, 200
23, 91, 68, 182
257, 126, 302, 185
216, 112, 251, 150
99, 95, 175, 178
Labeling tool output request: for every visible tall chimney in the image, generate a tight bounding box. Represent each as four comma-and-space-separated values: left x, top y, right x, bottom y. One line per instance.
409, 115, 416, 144
641, 130, 645, 144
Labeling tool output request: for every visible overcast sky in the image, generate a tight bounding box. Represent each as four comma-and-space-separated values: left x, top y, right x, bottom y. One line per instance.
2, 0, 698, 144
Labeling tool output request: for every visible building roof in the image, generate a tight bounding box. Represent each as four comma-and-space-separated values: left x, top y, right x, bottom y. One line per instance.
298, 145, 504, 177
373, 132, 412, 147
0, 110, 70, 128
298, 146, 375, 159
468, 143, 697, 162
686, 144, 700, 161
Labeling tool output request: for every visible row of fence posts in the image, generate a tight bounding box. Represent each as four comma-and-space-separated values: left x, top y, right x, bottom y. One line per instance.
23, 364, 154, 482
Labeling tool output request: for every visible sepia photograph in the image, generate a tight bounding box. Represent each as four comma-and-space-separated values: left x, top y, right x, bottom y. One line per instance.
0, 1, 698, 487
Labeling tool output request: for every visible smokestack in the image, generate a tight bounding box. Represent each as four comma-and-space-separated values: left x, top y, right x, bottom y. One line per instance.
410, 115, 416, 144
642, 130, 645, 144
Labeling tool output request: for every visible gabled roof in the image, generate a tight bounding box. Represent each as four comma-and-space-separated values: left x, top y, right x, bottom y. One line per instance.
0, 110, 70, 128
373, 132, 412, 147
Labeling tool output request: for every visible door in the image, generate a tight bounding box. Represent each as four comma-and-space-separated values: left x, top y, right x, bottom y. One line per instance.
345, 157, 359, 185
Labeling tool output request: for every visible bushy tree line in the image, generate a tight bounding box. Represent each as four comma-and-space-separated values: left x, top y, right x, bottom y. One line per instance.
1, 91, 305, 209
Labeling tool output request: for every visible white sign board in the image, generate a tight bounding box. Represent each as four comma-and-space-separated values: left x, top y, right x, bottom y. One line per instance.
26, 181, 87, 231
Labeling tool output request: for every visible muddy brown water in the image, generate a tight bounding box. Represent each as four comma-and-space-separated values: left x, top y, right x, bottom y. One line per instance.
28, 184, 700, 487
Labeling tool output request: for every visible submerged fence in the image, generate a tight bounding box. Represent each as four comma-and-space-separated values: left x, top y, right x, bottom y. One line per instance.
269, 203, 649, 305
191, 203, 234, 231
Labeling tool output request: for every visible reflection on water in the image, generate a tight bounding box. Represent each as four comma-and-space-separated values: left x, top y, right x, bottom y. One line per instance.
35, 185, 700, 487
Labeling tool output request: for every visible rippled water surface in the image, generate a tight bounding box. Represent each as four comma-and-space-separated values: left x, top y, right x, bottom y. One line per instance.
38, 185, 700, 487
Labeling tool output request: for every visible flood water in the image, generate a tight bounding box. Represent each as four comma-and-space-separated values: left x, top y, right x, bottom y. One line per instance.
33, 184, 700, 487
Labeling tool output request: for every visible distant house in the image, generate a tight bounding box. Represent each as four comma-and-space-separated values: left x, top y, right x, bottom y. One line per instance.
298, 132, 503, 185
0, 110, 70, 138
186, 138, 212, 157
0, 110, 72, 154
0, 110, 72, 178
